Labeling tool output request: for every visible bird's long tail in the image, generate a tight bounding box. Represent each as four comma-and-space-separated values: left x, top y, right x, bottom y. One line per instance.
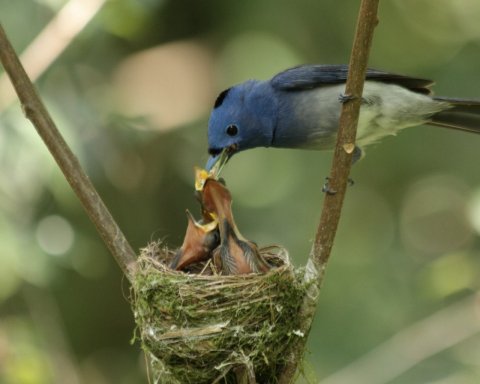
429, 97, 480, 134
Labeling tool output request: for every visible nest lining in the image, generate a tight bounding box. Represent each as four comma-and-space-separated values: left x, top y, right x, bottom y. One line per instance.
131, 241, 309, 384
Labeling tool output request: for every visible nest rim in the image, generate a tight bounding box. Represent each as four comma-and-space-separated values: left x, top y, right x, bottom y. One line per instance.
131, 241, 308, 384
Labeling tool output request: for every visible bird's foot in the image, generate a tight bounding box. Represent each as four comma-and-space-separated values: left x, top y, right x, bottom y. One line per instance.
338, 93, 357, 103
322, 177, 355, 195
322, 177, 337, 195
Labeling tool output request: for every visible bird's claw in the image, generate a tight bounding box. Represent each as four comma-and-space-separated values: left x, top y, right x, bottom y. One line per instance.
338, 93, 357, 103
322, 177, 355, 195
322, 177, 337, 195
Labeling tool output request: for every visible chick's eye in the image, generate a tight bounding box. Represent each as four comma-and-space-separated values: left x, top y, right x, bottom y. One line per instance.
226, 124, 238, 136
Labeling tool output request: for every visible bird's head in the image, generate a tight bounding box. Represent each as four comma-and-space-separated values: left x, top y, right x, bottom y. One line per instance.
206, 80, 277, 170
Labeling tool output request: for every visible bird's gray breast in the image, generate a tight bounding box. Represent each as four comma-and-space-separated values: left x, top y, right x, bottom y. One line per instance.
271, 82, 446, 150
273, 85, 343, 149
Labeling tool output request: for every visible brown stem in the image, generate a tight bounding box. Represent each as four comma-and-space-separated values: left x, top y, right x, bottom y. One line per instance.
0, 23, 137, 280
278, 1, 380, 382
311, 2, 379, 271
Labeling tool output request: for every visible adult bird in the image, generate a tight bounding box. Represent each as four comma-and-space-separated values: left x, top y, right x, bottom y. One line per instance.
206, 64, 480, 170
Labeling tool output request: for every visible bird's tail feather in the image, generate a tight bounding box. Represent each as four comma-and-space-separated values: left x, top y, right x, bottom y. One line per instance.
429, 97, 480, 134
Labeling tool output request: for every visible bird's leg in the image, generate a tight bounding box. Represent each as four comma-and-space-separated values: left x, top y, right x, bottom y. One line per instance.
322, 146, 360, 194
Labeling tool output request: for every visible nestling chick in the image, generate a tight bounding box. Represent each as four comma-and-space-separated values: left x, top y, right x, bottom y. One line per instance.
202, 179, 270, 274
170, 210, 219, 271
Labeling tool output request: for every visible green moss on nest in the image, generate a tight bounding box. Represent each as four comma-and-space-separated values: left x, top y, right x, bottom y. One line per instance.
131, 241, 308, 383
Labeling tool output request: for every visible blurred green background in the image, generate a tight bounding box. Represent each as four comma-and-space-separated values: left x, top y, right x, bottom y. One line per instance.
1, 0, 480, 383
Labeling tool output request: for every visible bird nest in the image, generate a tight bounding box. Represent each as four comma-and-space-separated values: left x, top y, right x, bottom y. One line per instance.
131, 241, 309, 384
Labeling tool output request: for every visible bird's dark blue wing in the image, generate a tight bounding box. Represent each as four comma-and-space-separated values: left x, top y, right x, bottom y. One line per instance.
270, 64, 434, 95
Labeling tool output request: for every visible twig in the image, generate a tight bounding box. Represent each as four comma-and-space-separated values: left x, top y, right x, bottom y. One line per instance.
0, 23, 137, 280
278, 1, 380, 382
311, 1, 379, 271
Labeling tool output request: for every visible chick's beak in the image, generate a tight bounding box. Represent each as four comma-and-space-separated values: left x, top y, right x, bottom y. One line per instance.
169, 210, 219, 271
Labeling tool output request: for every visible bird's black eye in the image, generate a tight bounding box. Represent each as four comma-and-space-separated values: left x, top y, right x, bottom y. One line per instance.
226, 124, 238, 136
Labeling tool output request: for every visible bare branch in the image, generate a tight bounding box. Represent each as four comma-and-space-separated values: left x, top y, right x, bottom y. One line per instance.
0, 23, 137, 280
278, 1, 380, 382
312, 0, 379, 277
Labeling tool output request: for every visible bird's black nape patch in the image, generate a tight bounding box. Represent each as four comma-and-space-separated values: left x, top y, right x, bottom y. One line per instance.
214, 88, 231, 108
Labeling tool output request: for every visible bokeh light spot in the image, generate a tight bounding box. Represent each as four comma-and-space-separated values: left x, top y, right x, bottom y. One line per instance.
35, 215, 75, 256
393, 0, 480, 43
112, 41, 215, 131
467, 188, 480, 236
400, 175, 473, 256
220, 149, 303, 209
217, 31, 302, 85
336, 185, 395, 265
422, 252, 476, 298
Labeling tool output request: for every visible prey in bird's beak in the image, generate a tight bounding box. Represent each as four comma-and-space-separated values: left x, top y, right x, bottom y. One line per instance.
205, 145, 238, 173
198, 146, 233, 191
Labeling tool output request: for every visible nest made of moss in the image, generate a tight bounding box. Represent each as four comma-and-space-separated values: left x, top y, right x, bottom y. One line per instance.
131, 241, 309, 384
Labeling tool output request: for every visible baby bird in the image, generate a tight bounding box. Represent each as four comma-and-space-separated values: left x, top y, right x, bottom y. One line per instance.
170, 210, 219, 271
202, 179, 270, 275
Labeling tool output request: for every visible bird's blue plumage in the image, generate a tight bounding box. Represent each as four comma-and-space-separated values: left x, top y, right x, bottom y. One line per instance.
206, 64, 480, 170
270, 64, 433, 93
207, 80, 277, 155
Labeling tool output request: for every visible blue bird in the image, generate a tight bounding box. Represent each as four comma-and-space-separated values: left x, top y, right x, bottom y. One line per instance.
206, 64, 480, 170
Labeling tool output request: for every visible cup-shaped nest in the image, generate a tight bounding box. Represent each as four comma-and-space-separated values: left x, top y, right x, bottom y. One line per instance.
131, 241, 308, 384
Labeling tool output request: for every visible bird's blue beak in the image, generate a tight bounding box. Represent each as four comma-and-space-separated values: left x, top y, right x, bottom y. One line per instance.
206, 154, 219, 172
205, 147, 234, 175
